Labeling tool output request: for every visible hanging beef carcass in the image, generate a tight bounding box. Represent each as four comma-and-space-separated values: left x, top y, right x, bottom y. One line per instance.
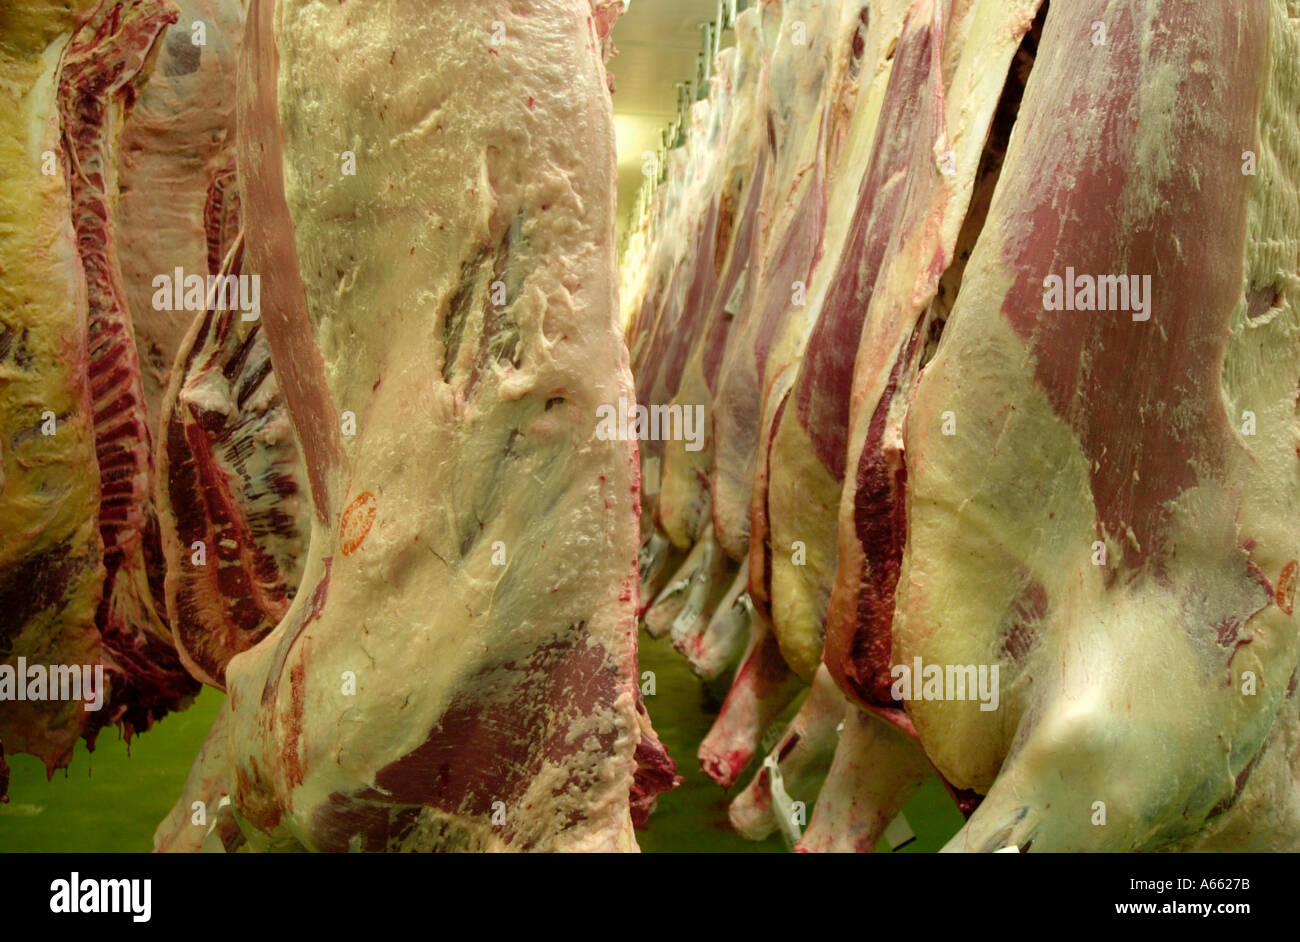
654, 34, 760, 560
649, 12, 777, 680
698, 0, 890, 789
749, 0, 912, 685
132, 0, 311, 693
58, 0, 202, 743
156, 234, 309, 690
822, 0, 1041, 729
115, 0, 247, 437
1, 0, 108, 781
733, 0, 1044, 847
156, 0, 675, 852
635, 71, 742, 664
633, 86, 727, 436
1, 0, 203, 795
878, 0, 1300, 852
727, 0, 927, 818
637, 3, 785, 632
708, 0, 839, 568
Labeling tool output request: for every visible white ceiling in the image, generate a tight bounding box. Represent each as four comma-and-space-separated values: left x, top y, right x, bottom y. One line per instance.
609, 0, 732, 238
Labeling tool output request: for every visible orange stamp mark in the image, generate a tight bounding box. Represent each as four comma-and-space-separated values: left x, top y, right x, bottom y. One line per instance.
340, 491, 377, 556
1277, 560, 1297, 615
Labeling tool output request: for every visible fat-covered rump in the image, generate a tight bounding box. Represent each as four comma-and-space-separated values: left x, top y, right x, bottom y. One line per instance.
896, 0, 1300, 850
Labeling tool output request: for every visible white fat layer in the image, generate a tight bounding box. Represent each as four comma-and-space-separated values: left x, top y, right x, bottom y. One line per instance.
23, 34, 68, 163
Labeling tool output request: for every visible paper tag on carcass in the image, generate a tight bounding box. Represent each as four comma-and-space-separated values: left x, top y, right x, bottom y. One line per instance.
884, 812, 915, 851
765, 754, 803, 850
707, 590, 752, 651
200, 796, 233, 853
724, 263, 749, 317
651, 574, 691, 612
671, 548, 713, 639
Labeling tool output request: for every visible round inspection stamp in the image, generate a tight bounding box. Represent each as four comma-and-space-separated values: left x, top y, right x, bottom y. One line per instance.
340, 491, 377, 556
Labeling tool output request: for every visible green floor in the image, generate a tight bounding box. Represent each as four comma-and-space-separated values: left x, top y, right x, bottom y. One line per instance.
1, 632, 962, 852
1, 686, 224, 852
